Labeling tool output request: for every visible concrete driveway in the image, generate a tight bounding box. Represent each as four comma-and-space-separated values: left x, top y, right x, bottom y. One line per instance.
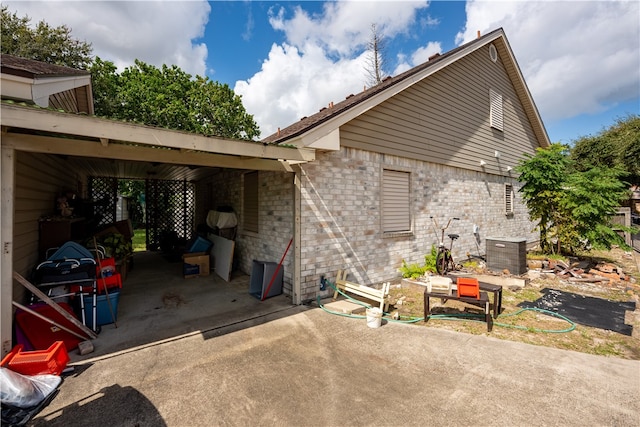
31, 305, 639, 426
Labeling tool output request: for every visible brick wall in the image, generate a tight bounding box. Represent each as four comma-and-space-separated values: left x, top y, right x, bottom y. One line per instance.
298, 146, 536, 301
202, 170, 295, 294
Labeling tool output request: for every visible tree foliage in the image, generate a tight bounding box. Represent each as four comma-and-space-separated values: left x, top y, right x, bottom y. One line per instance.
516, 142, 631, 254
90, 59, 260, 140
571, 115, 640, 186
2, 6, 260, 140
1, 5, 92, 69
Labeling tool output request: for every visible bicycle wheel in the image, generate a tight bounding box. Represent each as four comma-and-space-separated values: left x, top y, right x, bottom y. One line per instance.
436, 250, 448, 275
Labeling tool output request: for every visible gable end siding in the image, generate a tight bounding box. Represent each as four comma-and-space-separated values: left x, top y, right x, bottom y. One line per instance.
340, 43, 540, 175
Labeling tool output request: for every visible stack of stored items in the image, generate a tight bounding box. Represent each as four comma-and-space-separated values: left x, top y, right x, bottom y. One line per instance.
32, 242, 99, 333
1, 341, 68, 426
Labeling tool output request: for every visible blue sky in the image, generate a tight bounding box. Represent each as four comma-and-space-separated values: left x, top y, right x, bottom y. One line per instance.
5, 1, 640, 142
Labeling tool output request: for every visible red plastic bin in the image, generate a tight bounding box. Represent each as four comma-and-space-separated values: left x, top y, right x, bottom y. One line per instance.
0, 341, 69, 376
457, 277, 480, 299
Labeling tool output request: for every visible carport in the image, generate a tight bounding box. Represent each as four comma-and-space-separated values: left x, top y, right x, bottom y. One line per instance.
0, 102, 315, 357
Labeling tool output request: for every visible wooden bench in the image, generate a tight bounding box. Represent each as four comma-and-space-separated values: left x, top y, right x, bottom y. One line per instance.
423, 290, 493, 332
333, 270, 390, 311
446, 275, 503, 318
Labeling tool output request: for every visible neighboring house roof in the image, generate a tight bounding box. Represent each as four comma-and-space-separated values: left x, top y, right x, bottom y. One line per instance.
263, 28, 550, 150
0, 53, 93, 114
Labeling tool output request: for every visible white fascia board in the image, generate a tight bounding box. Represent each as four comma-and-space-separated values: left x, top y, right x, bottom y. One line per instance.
496, 37, 551, 147
0, 103, 315, 163
31, 75, 92, 107
302, 127, 340, 150
0, 73, 36, 102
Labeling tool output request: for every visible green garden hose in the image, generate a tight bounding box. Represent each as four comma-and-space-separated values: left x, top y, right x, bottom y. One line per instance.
319, 278, 576, 332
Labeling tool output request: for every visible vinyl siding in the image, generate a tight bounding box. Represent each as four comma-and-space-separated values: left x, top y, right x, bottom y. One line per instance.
340, 43, 540, 175
13, 151, 79, 302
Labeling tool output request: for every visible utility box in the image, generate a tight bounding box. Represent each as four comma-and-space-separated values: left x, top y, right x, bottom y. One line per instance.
249, 260, 283, 300
486, 237, 527, 275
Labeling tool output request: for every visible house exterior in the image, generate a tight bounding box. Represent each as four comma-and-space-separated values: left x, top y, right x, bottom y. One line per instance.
1, 28, 549, 355
216, 27, 549, 302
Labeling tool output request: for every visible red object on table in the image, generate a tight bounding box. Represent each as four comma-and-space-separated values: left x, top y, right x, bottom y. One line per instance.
457, 277, 480, 299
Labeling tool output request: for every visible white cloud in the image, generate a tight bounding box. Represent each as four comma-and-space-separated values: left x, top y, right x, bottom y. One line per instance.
4, 0, 211, 76
456, 0, 640, 122
236, 1, 430, 137
393, 41, 442, 75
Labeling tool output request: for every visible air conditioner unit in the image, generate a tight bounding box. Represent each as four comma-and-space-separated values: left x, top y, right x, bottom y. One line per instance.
486, 237, 527, 275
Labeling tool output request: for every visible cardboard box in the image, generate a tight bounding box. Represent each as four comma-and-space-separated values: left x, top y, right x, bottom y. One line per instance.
182, 252, 210, 278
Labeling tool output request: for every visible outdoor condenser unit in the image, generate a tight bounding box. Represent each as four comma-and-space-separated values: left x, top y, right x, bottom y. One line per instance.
486, 237, 527, 275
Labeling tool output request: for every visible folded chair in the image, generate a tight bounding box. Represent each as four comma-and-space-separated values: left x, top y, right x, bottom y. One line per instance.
33, 241, 98, 332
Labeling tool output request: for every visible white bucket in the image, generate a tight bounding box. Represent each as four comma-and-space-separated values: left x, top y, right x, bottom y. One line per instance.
366, 307, 383, 328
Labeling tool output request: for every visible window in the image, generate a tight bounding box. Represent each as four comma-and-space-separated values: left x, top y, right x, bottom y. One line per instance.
382, 169, 411, 233
244, 171, 258, 233
505, 183, 514, 215
490, 89, 503, 131
489, 43, 498, 63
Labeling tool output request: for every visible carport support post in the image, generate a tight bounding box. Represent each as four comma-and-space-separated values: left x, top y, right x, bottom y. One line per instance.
1, 146, 15, 357
293, 166, 302, 305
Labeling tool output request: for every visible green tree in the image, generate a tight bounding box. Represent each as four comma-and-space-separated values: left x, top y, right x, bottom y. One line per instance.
3, 6, 260, 139
516, 143, 569, 253
571, 115, 640, 186
561, 167, 629, 252
90, 59, 260, 140
1, 5, 92, 69
516, 143, 631, 254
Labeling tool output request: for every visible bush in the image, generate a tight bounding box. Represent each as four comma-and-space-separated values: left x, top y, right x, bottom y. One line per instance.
399, 246, 438, 279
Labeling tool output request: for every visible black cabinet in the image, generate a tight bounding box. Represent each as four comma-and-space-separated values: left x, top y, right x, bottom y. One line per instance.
39, 217, 86, 258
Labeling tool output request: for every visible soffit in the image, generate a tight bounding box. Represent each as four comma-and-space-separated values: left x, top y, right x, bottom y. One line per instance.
1, 102, 315, 178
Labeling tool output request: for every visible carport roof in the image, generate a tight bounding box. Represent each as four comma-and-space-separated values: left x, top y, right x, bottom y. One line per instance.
1, 102, 315, 176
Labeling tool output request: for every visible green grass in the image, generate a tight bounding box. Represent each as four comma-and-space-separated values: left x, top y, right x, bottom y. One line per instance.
132, 229, 146, 252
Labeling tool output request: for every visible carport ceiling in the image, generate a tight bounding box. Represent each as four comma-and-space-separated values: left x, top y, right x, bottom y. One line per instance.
1, 102, 315, 178
58, 154, 223, 182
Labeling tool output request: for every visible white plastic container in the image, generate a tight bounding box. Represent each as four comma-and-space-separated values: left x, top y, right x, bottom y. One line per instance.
366, 307, 383, 328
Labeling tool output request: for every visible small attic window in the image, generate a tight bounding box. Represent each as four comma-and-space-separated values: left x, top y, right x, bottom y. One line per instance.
489, 44, 498, 63
490, 89, 503, 131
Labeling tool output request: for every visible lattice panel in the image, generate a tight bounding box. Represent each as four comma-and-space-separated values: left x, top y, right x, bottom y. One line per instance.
146, 179, 196, 251
88, 177, 117, 227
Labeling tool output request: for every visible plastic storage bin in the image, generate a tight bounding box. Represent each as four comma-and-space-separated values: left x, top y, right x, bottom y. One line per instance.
457, 277, 480, 299
249, 260, 283, 300
15, 302, 83, 351
186, 236, 213, 253
1, 341, 69, 376
83, 290, 120, 326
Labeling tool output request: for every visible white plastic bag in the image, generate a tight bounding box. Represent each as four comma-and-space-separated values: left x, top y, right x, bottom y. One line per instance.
0, 367, 61, 408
